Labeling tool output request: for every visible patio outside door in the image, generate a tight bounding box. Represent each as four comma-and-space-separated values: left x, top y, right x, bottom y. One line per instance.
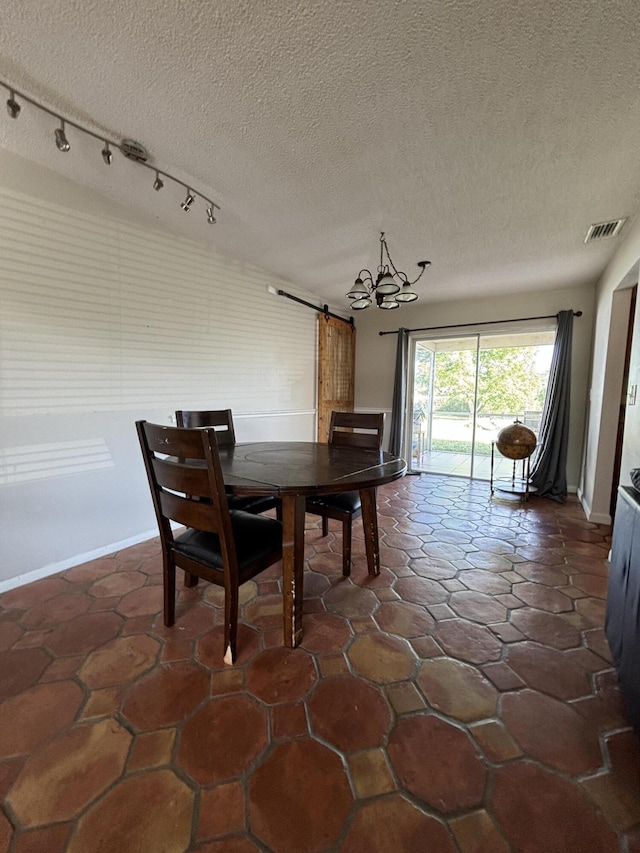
409, 329, 555, 479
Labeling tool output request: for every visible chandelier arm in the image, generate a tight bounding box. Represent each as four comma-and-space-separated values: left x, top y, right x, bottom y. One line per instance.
357, 269, 375, 290
407, 265, 426, 287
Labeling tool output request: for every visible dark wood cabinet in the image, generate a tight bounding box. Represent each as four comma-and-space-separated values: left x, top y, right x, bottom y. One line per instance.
606, 485, 640, 732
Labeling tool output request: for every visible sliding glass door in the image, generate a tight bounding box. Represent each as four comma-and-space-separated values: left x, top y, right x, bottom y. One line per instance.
410, 328, 554, 479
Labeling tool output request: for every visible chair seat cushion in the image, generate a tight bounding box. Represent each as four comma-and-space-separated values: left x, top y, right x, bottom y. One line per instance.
173, 510, 282, 572
227, 494, 279, 515
306, 490, 361, 514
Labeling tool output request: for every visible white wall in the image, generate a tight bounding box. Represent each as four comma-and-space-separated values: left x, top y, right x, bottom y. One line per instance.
581, 221, 640, 521
0, 150, 320, 589
353, 284, 595, 492
619, 281, 640, 488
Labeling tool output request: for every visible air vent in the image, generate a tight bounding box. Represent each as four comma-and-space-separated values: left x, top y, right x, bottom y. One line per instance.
584, 219, 626, 243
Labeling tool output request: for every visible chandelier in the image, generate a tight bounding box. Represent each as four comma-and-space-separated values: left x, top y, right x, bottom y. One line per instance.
346, 232, 430, 310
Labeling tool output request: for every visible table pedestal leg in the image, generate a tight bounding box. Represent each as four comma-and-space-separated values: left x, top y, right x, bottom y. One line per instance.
360, 487, 380, 576
281, 494, 306, 647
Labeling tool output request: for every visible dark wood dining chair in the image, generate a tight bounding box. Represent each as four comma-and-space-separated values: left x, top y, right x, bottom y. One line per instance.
175, 409, 279, 516
136, 420, 283, 665
306, 411, 385, 576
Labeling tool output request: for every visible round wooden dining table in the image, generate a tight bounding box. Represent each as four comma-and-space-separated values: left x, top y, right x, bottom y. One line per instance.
217, 441, 406, 648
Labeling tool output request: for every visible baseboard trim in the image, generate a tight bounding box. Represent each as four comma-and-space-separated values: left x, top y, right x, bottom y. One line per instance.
576, 487, 611, 525
0, 528, 159, 594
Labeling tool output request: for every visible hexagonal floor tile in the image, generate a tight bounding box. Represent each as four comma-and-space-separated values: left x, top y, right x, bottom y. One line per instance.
501, 689, 602, 773
7, 718, 131, 826
0, 679, 83, 757
341, 795, 456, 853
348, 633, 417, 684
79, 634, 159, 689
45, 612, 122, 657
22, 593, 92, 628
417, 658, 498, 722
308, 674, 391, 752
394, 576, 448, 605
511, 608, 581, 649
511, 582, 572, 612
374, 601, 434, 638
245, 648, 316, 704
432, 619, 502, 665
0, 648, 52, 703
387, 714, 486, 812
298, 611, 352, 654
248, 737, 353, 853
323, 582, 379, 618
491, 761, 617, 852
122, 661, 209, 729
505, 641, 591, 700
449, 591, 508, 624
178, 695, 268, 784
88, 571, 146, 599
67, 769, 193, 853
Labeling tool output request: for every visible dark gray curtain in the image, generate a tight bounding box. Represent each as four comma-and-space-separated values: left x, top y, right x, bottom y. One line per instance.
389, 328, 409, 458
530, 310, 573, 501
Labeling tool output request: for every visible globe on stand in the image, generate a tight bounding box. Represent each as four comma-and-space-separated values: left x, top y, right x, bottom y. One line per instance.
496, 420, 537, 460
491, 419, 538, 501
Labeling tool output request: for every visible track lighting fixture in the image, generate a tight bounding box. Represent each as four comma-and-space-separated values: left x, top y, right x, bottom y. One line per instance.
1, 79, 220, 225
55, 120, 70, 152
180, 190, 195, 212
6, 90, 20, 119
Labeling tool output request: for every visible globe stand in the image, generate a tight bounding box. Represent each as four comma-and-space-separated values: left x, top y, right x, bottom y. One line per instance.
490, 420, 538, 502
490, 442, 537, 501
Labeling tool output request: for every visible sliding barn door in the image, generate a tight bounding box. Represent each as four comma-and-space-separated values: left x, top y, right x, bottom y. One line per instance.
317, 314, 356, 442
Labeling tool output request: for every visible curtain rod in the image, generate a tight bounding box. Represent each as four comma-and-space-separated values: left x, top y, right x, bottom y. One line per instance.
277, 289, 354, 326
378, 310, 582, 336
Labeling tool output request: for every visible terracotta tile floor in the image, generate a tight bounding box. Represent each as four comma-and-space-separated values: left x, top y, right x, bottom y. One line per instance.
1, 474, 639, 852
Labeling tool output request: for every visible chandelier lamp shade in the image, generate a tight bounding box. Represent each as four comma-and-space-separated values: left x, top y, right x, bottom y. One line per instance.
346, 232, 431, 310
2, 80, 220, 226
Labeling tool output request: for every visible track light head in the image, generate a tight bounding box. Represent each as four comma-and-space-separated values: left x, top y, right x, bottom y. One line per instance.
2, 79, 221, 223
55, 120, 70, 152
6, 90, 20, 119
180, 190, 195, 212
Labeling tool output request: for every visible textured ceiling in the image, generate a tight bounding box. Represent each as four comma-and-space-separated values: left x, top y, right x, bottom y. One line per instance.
1, 0, 640, 310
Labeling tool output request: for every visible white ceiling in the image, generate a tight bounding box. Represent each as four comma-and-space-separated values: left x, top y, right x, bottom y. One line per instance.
1, 0, 640, 310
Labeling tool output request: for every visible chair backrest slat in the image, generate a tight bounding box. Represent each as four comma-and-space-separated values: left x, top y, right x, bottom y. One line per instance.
157, 491, 220, 533
136, 420, 231, 542
176, 409, 236, 446
328, 411, 384, 450
144, 420, 213, 457
151, 457, 212, 497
